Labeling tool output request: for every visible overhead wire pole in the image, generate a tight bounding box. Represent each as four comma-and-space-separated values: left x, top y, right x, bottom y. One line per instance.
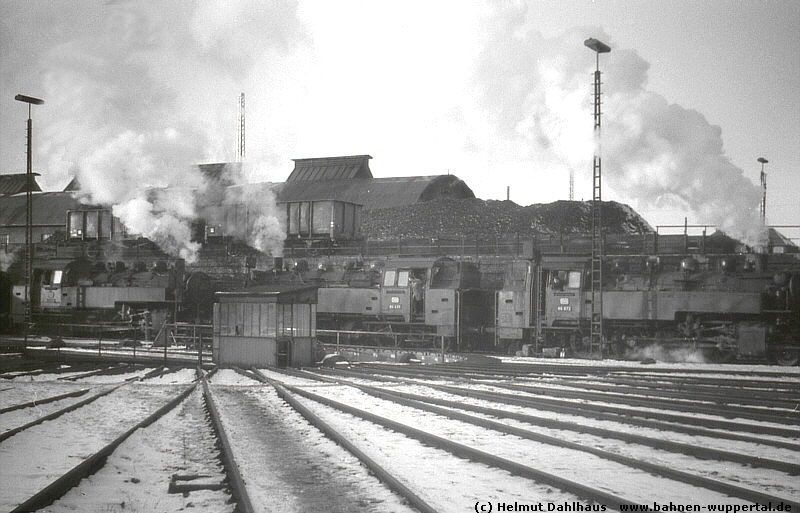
584, 38, 610, 359
14, 94, 44, 343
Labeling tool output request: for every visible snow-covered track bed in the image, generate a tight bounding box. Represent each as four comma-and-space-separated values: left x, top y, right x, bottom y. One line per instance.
258, 369, 800, 511
292, 369, 800, 470
273, 365, 800, 508
331, 364, 800, 436
246, 368, 600, 511
0, 387, 91, 414
529, 376, 800, 409
0, 362, 97, 381
0, 368, 165, 443
484, 381, 799, 426
0, 371, 206, 512
205, 368, 416, 513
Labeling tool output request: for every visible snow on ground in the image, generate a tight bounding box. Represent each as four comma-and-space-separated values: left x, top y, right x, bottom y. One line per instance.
443, 381, 799, 431
500, 357, 800, 376
208, 368, 261, 386
287, 388, 584, 511
0, 383, 188, 510
142, 367, 198, 385
71, 367, 157, 383
43, 387, 232, 513
292, 383, 750, 505
5, 368, 105, 382
257, 367, 333, 386
382, 382, 800, 461
360, 384, 800, 498
0, 386, 112, 435
0, 381, 91, 409
210, 383, 417, 513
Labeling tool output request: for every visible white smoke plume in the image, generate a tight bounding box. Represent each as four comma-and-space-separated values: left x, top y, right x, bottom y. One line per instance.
196, 162, 286, 257
475, 8, 765, 245
0, 249, 19, 273
625, 343, 708, 364
22, 0, 303, 260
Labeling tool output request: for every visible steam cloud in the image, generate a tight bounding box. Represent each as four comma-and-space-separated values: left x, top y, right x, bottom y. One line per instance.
196, 163, 285, 257
475, 9, 765, 245
26, 0, 302, 261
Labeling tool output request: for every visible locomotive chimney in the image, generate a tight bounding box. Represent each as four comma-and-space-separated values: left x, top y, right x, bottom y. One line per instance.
273, 256, 284, 272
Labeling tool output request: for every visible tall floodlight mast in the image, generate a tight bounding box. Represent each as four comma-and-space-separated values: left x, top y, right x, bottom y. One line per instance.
569, 170, 574, 200
758, 157, 768, 224
238, 93, 246, 161
584, 38, 610, 358
14, 94, 44, 342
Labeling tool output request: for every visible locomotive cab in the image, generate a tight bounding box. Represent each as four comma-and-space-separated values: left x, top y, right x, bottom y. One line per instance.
544, 267, 584, 327
380, 266, 427, 323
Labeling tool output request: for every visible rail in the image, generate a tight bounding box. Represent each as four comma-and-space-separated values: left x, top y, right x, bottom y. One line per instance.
317, 328, 448, 362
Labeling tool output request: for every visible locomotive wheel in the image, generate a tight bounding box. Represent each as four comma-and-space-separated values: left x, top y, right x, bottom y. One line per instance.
775, 348, 799, 366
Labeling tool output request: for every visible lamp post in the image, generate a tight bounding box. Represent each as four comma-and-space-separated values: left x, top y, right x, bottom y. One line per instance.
584, 38, 610, 358
758, 157, 768, 224
14, 94, 44, 341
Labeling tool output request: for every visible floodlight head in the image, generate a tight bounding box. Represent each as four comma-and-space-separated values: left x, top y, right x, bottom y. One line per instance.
757, 157, 768, 164
15, 94, 44, 105
584, 38, 611, 53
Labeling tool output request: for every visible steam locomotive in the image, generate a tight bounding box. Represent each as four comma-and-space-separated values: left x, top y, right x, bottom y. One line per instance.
2, 202, 797, 364
496, 253, 800, 365
261, 249, 799, 364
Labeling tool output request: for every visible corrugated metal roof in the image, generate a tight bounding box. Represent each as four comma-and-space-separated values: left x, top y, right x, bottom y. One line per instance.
768, 228, 797, 248
0, 174, 42, 195
286, 155, 373, 182
0, 192, 82, 227
275, 175, 474, 210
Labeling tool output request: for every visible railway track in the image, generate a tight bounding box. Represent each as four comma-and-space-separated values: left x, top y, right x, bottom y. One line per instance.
241, 367, 629, 510
280, 367, 800, 471
3, 359, 797, 512
253, 365, 800, 511
317, 365, 800, 445
0, 367, 236, 512
438, 360, 800, 380
348, 363, 800, 427
204, 368, 420, 513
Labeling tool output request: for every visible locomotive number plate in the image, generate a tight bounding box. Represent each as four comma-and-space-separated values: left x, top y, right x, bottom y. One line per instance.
557, 305, 572, 312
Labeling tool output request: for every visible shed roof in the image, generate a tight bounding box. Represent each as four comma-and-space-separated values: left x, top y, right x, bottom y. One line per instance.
768, 228, 796, 247
0, 174, 42, 196
286, 155, 373, 182
215, 285, 318, 303
275, 174, 474, 210
0, 192, 82, 227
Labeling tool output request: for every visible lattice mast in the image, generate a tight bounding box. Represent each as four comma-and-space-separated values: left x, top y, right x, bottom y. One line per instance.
584, 38, 611, 358
569, 170, 574, 200
237, 93, 245, 162
758, 157, 768, 224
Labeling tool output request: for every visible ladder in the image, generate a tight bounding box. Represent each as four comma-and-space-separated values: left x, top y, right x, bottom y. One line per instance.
589, 66, 604, 358
590, 156, 603, 357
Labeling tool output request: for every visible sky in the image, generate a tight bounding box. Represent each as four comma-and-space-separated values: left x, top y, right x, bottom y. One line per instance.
1, 0, 798, 252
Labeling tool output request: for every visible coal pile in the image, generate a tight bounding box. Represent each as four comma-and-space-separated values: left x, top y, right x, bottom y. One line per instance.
361, 198, 653, 241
